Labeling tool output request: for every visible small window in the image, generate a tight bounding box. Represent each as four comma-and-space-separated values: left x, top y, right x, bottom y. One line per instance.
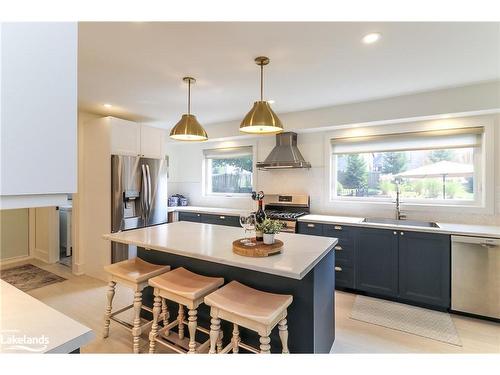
203, 146, 253, 195
330, 127, 484, 204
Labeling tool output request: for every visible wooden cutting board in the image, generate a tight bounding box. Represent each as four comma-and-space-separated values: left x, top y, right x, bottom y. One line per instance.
232, 238, 283, 257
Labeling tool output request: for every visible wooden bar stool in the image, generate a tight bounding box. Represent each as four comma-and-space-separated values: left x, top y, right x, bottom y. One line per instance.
148, 267, 224, 354
103, 258, 171, 353
204, 281, 293, 354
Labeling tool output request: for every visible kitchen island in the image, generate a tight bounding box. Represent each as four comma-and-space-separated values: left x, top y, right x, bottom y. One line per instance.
0, 280, 94, 353
103, 221, 337, 353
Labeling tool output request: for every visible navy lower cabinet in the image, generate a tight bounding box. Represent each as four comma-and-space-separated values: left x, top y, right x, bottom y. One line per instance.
398, 231, 450, 309
355, 227, 399, 298
297, 221, 323, 236
178, 212, 240, 227
201, 213, 241, 227
178, 211, 201, 222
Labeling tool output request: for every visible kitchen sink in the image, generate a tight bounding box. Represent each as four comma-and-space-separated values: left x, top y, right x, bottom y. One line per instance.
362, 217, 440, 228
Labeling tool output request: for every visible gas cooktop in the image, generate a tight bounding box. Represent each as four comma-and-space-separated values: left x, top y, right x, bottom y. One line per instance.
265, 210, 308, 220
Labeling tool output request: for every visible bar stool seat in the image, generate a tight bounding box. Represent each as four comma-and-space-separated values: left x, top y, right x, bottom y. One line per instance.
204, 281, 293, 354
103, 258, 171, 354
204, 281, 292, 326
148, 267, 224, 354
149, 267, 224, 302
104, 258, 170, 284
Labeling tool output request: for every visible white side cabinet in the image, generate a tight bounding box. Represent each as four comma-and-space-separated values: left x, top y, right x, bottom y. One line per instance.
140, 125, 166, 159
109, 118, 166, 159
0, 23, 78, 209
110, 118, 141, 156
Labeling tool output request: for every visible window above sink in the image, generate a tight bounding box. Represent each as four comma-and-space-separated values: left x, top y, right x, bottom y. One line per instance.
328, 124, 490, 211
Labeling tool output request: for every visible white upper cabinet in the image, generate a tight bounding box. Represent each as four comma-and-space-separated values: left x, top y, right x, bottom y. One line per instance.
0, 23, 78, 209
110, 118, 141, 156
109, 118, 166, 159
139, 125, 166, 159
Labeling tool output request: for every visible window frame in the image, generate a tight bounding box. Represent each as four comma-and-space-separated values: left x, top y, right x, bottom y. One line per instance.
202, 144, 256, 198
324, 117, 495, 215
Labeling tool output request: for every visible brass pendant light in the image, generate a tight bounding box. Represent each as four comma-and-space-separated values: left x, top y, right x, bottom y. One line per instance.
169, 77, 208, 141
240, 56, 284, 134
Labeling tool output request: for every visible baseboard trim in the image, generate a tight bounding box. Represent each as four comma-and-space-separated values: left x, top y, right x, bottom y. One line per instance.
72, 261, 85, 275
0, 255, 34, 269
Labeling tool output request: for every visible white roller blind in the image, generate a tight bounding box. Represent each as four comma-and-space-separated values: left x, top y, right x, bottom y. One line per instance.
331, 127, 483, 155
203, 146, 253, 159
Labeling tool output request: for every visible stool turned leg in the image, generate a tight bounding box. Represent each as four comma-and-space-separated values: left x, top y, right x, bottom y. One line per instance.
177, 305, 185, 340
231, 324, 240, 353
217, 331, 223, 353
132, 290, 143, 354
103, 281, 116, 338
187, 309, 197, 354
259, 336, 271, 354
278, 319, 289, 354
148, 293, 162, 353
209, 317, 221, 354
161, 298, 170, 336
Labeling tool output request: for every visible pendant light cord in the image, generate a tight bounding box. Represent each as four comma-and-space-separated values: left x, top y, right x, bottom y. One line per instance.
187, 79, 191, 115
260, 63, 264, 101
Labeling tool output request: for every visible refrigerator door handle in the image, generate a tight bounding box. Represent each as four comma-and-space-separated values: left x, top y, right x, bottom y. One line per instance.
146, 164, 152, 218
141, 164, 148, 220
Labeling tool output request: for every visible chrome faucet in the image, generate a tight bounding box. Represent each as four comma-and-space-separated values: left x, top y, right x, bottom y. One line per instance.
394, 179, 406, 221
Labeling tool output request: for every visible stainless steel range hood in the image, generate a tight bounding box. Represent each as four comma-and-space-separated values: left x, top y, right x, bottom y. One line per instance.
257, 132, 311, 170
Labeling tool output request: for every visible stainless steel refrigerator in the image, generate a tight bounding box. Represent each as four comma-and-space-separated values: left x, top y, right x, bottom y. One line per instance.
111, 155, 168, 262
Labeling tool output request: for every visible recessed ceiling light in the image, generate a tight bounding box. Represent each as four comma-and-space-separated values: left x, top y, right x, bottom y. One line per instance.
103, 103, 112, 108
267, 100, 275, 104
362, 33, 381, 44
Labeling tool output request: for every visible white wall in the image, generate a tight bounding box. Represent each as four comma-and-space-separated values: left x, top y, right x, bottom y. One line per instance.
0, 209, 29, 261
167, 114, 500, 226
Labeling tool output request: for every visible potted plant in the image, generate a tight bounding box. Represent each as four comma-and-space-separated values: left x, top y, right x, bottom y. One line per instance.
256, 218, 284, 245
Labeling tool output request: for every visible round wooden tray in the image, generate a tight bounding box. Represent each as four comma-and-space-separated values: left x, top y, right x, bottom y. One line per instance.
232, 238, 283, 257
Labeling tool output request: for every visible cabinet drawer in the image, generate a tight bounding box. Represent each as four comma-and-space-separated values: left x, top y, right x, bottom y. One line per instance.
178, 211, 201, 222
335, 265, 354, 289
201, 214, 240, 227
323, 224, 353, 239
297, 221, 323, 236
334, 239, 354, 263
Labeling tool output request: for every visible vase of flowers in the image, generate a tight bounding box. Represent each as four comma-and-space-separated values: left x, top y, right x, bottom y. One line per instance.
256, 218, 285, 245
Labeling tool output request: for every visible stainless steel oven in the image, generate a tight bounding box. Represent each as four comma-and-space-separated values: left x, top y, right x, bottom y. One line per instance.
263, 194, 310, 233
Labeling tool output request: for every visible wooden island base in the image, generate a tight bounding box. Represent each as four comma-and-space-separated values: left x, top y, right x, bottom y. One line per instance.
137, 247, 335, 354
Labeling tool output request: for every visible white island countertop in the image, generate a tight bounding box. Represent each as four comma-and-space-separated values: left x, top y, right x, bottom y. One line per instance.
103, 221, 337, 280
0, 280, 94, 353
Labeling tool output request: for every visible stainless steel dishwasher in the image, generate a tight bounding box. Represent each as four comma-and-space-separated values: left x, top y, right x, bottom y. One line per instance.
451, 235, 500, 319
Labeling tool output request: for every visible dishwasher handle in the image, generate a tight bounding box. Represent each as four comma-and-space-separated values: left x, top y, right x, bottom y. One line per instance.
451, 235, 500, 248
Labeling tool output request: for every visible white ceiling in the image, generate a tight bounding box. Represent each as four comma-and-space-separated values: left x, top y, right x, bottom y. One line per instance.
78, 22, 500, 128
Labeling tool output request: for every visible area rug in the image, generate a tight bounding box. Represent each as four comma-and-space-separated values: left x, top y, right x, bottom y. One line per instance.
0, 264, 66, 292
350, 295, 462, 346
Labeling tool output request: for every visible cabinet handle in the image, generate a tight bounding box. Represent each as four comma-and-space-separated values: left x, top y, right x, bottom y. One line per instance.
307, 223, 315, 228
334, 225, 343, 230
335, 266, 342, 272
334, 245, 343, 251
400, 232, 404, 236
197, 214, 200, 217
219, 216, 225, 219
393, 231, 397, 235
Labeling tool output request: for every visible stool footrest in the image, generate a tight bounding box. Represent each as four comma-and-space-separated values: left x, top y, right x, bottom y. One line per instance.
153, 324, 210, 354
109, 303, 164, 332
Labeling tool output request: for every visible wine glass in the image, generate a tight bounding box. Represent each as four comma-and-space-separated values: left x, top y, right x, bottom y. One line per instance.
243, 214, 256, 247
239, 214, 250, 244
